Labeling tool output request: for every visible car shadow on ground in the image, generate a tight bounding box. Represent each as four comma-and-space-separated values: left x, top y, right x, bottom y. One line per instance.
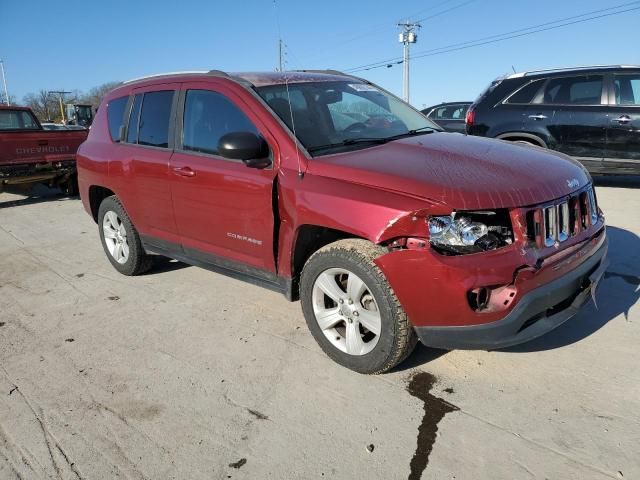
502, 225, 639, 353
149, 257, 190, 274
0, 184, 75, 209
593, 175, 640, 189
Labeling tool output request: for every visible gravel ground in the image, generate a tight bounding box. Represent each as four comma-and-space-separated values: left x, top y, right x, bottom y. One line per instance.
0, 178, 638, 480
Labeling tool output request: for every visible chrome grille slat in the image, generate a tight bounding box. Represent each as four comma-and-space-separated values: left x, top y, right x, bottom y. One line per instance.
531, 185, 598, 249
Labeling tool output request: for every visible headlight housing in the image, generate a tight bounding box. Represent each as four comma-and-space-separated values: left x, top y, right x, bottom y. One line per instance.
428, 210, 513, 255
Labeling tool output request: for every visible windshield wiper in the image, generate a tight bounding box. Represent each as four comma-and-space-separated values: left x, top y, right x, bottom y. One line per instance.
307, 127, 437, 154
384, 126, 437, 141
307, 137, 389, 153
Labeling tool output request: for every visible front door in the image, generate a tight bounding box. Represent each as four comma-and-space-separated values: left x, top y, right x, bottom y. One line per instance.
605, 72, 640, 174
169, 82, 278, 274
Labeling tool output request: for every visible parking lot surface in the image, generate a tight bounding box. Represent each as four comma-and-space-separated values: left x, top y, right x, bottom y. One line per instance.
1, 180, 639, 480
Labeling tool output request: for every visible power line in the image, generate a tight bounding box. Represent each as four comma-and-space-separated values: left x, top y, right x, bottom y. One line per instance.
414, 0, 477, 22
302, 0, 476, 63
344, 1, 640, 73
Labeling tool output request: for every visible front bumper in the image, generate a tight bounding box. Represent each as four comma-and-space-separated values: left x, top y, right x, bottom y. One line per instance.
414, 238, 608, 349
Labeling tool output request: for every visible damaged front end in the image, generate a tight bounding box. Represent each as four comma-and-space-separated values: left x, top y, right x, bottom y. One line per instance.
372, 186, 607, 349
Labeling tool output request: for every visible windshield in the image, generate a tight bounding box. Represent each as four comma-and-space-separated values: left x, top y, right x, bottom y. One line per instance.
256, 81, 440, 156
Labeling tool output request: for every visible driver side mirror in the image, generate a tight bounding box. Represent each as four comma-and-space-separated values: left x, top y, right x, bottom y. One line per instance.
217, 132, 271, 169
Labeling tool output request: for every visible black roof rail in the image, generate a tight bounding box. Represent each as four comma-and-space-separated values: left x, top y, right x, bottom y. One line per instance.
292, 69, 350, 76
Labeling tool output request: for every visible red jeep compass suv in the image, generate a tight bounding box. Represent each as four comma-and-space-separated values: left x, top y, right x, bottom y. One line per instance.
77, 70, 608, 374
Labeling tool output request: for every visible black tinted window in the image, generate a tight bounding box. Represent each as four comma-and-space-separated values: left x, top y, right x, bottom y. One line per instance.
431, 104, 468, 120
614, 74, 640, 105
127, 94, 142, 143
0, 110, 39, 130
107, 96, 128, 142
182, 90, 259, 156
506, 79, 544, 104
138, 90, 174, 148
542, 75, 603, 105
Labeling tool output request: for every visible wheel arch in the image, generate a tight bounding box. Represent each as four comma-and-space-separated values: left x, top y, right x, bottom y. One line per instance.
88, 185, 116, 223
496, 132, 548, 148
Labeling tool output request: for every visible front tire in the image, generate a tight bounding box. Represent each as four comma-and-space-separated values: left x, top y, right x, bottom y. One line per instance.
98, 196, 152, 276
300, 239, 417, 374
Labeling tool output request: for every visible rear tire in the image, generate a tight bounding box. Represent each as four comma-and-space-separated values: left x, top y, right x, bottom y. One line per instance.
98, 196, 152, 276
60, 174, 79, 196
300, 239, 417, 374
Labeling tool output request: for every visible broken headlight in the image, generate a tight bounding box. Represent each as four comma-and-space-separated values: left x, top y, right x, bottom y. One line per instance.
428, 210, 513, 255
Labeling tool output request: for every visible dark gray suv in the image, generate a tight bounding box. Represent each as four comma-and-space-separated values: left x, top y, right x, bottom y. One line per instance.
466, 65, 640, 175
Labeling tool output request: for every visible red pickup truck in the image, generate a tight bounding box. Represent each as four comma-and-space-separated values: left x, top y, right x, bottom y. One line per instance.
0, 105, 87, 194
77, 71, 607, 374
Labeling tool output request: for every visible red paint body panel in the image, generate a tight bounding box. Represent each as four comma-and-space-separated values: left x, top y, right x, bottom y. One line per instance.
77, 71, 606, 334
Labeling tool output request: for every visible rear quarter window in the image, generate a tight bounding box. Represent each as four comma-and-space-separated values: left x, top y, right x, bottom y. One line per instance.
505, 79, 545, 104
107, 96, 129, 142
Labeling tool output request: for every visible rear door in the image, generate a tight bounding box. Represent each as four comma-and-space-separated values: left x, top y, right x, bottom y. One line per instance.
113, 83, 180, 245
169, 81, 278, 273
605, 72, 640, 174
540, 74, 608, 172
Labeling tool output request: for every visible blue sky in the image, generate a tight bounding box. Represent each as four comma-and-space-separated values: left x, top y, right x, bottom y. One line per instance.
1, 0, 639, 108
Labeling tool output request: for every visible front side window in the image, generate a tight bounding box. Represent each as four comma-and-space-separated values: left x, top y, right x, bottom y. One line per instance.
0, 110, 40, 130
542, 75, 604, 105
182, 90, 259, 156
256, 81, 439, 156
614, 74, 640, 105
137, 90, 174, 148
107, 96, 128, 142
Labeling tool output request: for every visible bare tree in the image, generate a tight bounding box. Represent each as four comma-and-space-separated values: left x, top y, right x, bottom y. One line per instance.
79, 81, 121, 110
0, 91, 17, 106
22, 90, 59, 122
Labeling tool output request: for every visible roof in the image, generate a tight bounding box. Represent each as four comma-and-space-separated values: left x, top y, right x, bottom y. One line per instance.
121, 69, 359, 88
0, 105, 32, 111
506, 64, 640, 79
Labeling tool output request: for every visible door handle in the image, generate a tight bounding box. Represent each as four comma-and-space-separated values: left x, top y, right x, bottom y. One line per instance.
173, 166, 196, 177
611, 115, 631, 124
528, 114, 548, 120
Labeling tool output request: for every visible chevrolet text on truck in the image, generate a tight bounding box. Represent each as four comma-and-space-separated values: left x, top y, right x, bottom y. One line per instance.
77, 70, 607, 374
0, 105, 86, 194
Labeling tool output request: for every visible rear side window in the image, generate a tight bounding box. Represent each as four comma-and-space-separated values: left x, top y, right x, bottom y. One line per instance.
506, 79, 545, 104
614, 74, 640, 105
542, 75, 604, 105
137, 90, 174, 148
431, 104, 468, 120
182, 90, 259, 156
107, 96, 128, 142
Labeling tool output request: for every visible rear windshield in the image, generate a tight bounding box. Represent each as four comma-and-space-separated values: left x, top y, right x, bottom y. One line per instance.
0, 110, 40, 131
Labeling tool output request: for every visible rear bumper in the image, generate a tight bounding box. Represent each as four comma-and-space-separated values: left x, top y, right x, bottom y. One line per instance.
414, 237, 608, 350
0, 160, 76, 187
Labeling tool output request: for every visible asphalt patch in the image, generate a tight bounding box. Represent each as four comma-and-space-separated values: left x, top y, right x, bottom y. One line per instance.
406, 372, 459, 480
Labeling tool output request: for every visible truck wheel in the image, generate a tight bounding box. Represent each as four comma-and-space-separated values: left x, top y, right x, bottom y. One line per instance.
300, 239, 417, 374
98, 196, 152, 276
61, 174, 79, 196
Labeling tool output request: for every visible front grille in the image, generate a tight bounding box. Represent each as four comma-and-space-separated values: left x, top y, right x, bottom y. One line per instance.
526, 186, 599, 248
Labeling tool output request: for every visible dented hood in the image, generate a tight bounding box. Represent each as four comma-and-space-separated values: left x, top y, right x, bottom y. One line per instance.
308, 133, 591, 210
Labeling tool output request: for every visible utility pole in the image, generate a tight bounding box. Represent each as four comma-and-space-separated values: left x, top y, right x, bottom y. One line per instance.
49, 90, 71, 124
0, 60, 9, 106
278, 39, 284, 72
397, 21, 420, 103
